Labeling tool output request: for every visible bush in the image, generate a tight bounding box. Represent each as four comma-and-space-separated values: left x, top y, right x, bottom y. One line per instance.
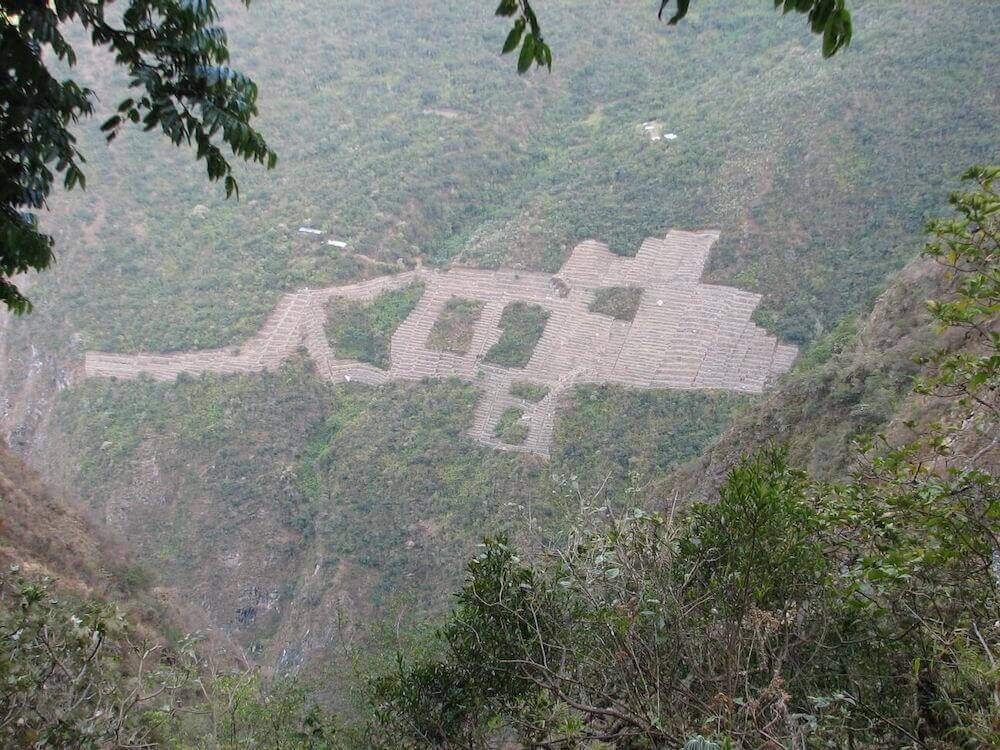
0, 571, 195, 749
326, 282, 425, 369
494, 407, 528, 445
484, 302, 549, 368
509, 381, 549, 402
370, 447, 1000, 748
425, 297, 485, 353
588, 286, 642, 321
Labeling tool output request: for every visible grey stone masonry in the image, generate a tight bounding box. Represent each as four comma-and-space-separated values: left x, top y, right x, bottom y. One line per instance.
84, 230, 797, 456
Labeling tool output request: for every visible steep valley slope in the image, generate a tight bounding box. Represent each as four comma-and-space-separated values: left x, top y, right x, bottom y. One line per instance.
1, 0, 998, 673
664, 254, 1000, 503
0, 440, 217, 652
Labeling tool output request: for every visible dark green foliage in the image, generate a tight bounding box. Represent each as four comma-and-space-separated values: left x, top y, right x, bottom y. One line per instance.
588, 286, 643, 321
326, 282, 425, 369
500, 0, 851, 74
495, 0, 551, 74
681, 447, 824, 615
0, 0, 275, 313
371, 447, 999, 747
484, 301, 549, 368
425, 297, 485, 353
917, 165, 998, 417
509, 381, 549, 402
494, 406, 528, 444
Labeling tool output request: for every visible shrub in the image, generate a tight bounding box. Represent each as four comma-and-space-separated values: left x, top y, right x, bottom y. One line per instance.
510, 381, 549, 402
426, 297, 485, 353
588, 286, 642, 321
0, 571, 195, 748
484, 302, 549, 368
494, 407, 528, 445
370, 448, 1000, 748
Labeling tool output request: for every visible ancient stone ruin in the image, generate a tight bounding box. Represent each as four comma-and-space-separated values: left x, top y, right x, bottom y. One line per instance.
85, 230, 798, 456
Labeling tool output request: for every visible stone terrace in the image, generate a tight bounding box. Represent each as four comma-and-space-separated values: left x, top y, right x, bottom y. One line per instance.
85, 230, 798, 456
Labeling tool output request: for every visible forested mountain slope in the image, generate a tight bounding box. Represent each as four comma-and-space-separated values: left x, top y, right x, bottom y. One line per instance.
664, 257, 997, 503
7, 0, 998, 354
0, 440, 205, 647
363, 168, 999, 747
0, 0, 997, 674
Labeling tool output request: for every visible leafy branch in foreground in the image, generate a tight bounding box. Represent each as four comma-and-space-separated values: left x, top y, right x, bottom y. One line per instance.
0, 0, 276, 313
495, 0, 551, 73
369, 446, 998, 748
0, 570, 197, 748
497, 0, 853, 73
917, 165, 999, 422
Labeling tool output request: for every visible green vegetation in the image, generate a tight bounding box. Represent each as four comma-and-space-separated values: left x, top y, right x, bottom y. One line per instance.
1, 0, 859, 316
916, 164, 999, 417
588, 285, 643, 320
171, 672, 345, 748
368, 190, 1000, 744
510, 381, 549, 402
371, 444, 998, 747
326, 282, 425, 368
0, 569, 351, 748
425, 297, 485, 353
484, 301, 550, 368
554, 387, 745, 491
0, 0, 274, 313
494, 406, 528, 444
8, 1, 994, 357
0, 571, 194, 748
19, 173, 998, 749
53, 360, 739, 664
500, 0, 853, 75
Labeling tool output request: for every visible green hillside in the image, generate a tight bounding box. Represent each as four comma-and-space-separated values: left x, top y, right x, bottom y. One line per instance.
2, 0, 998, 674
12, 0, 997, 353
51, 361, 739, 663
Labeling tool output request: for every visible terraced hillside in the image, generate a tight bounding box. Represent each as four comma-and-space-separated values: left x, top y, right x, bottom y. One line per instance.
0, 0, 996, 675
85, 230, 797, 455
